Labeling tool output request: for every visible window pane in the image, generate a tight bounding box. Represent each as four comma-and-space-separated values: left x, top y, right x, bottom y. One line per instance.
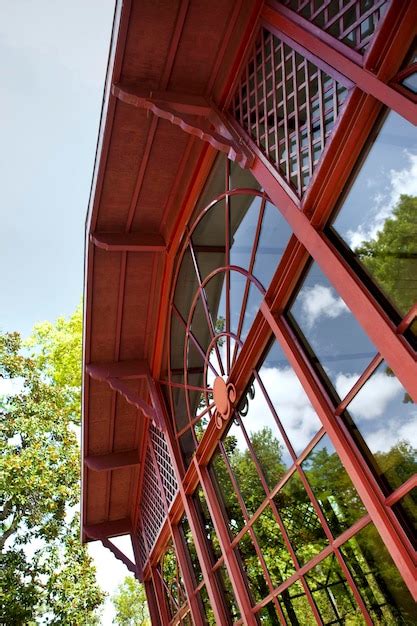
222, 421, 267, 517
237, 378, 293, 487
195, 487, 223, 562
288, 262, 376, 401
199, 585, 216, 625
180, 516, 203, 586
393, 488, 417, 548
210, 452, 246, 537
340, 524, 417, 624
256, 601, 281, 625
301, 435, 366, 536
216, 565, 241, 623
235, 531, 270, 605
252, 505, 295, 587
252, 200, 292, 290
344, 361, 417, 492
278, 580, 316, 625
274, 472, 329, 566
305, 553, 365, 624
332, 111, 417, 316
258, 339, 322, 457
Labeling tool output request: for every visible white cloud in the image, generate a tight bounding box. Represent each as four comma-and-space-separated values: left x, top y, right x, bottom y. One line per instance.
243, 369, 321, 457
344, 372, 402, 420
298, 283, 348, 329
347, 151, 417, 249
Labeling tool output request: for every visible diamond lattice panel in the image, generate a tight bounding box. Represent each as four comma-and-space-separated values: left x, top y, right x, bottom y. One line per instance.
231, 27, 349, 196
150, 424, 178, 506
141, 446, 166, 551
280, 0, 390, 54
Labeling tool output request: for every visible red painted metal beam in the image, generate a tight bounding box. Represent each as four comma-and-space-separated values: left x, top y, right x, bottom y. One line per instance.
91, 232, 166, 252
84, 517, 132, 541
85, 449, 140, 472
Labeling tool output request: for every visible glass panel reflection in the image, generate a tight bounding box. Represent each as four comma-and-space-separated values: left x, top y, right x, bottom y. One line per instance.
302, 435, 366, 536
222, 421, 267, 517
340, 524, 417, 624
210, 452, 246, 537
274, 472, 329, 566
237, 378, 293, 486
331, 110, 417, 317
278, 580, 316, 625
180, 516, 203, 586
258, 339, 322, 457
252, 505, 295, 587
288, 262, 376, 401
235, 531, 270, 605
256, 601, 281, 625
393, 488, 417, 549
305, 553, 365, 624
216, 565, 241, 623
344, 361, 417, 492
195, 487, 223, 562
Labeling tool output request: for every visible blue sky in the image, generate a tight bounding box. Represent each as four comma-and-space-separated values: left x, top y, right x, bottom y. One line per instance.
0, 2, 131, 623
0, 0, 114, 336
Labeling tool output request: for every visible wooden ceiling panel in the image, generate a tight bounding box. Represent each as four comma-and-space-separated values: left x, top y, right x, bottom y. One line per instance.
88, 419, 113, 457
97, 104, 150, 231
121, 0, 180, 87
167, 0, 235, 93
109, 468, 134, 520
86, 470, 109, 525
89, 249, 121, 362
130, 120, 191, 233
118, 254, 157, 360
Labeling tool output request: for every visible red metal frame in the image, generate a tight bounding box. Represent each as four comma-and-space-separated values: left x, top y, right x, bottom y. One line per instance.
85, 1, 417, 623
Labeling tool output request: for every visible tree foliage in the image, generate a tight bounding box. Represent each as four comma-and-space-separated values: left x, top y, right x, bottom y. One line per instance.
111, 576, 150, 626
356, 193, 417, 315
0, 306, 104, 624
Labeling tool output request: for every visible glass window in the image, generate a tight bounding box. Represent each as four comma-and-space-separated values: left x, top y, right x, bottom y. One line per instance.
278, 580, 316, 625
340, 524, 417, 624
393, 488, 417, 549
331, 110, 417, 317
235, 531, 270, 605
160, 541, 187, 619
210, 449, 246, 537
256, 601, 281, 625
236, 378, 293, 487
344, 361, 417, 493
195, 487, 223, 561
222, 420, 267, 516
288, 262, 377, 401
258, 339, 322, 457
273, 472, 329, 566
252, 505, 295, 587
305, 553, 365, 624
180, 516, 203, 586
301, 435, 366, 536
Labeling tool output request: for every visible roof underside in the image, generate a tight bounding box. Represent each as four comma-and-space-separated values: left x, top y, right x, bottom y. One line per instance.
82, 0, 258, 540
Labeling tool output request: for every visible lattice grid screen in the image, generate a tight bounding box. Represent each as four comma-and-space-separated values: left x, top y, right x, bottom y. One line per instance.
150, 424, 178, 506
280, 0, 389, 53
231, 27, 349, 196
141, 446, 167, 551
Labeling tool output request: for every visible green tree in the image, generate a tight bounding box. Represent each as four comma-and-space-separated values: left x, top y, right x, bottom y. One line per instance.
112, 576, 150, 626
356, 193, 417, 316
0, 306, 105, 624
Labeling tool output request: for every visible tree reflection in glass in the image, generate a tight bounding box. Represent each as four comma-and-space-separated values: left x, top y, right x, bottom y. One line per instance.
273, 472, 329, 566
331, 110, 417, 318
252, 505, 295, 587
340, 524, 417, 624
344, 361, 417, 495
301, 435, 366, 537
278, 580, 316, 625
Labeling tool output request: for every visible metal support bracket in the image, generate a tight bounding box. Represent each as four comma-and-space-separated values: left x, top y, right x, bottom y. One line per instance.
101, 538, 139, 578
112, 83, 254, 169
86, 360, 164, 429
